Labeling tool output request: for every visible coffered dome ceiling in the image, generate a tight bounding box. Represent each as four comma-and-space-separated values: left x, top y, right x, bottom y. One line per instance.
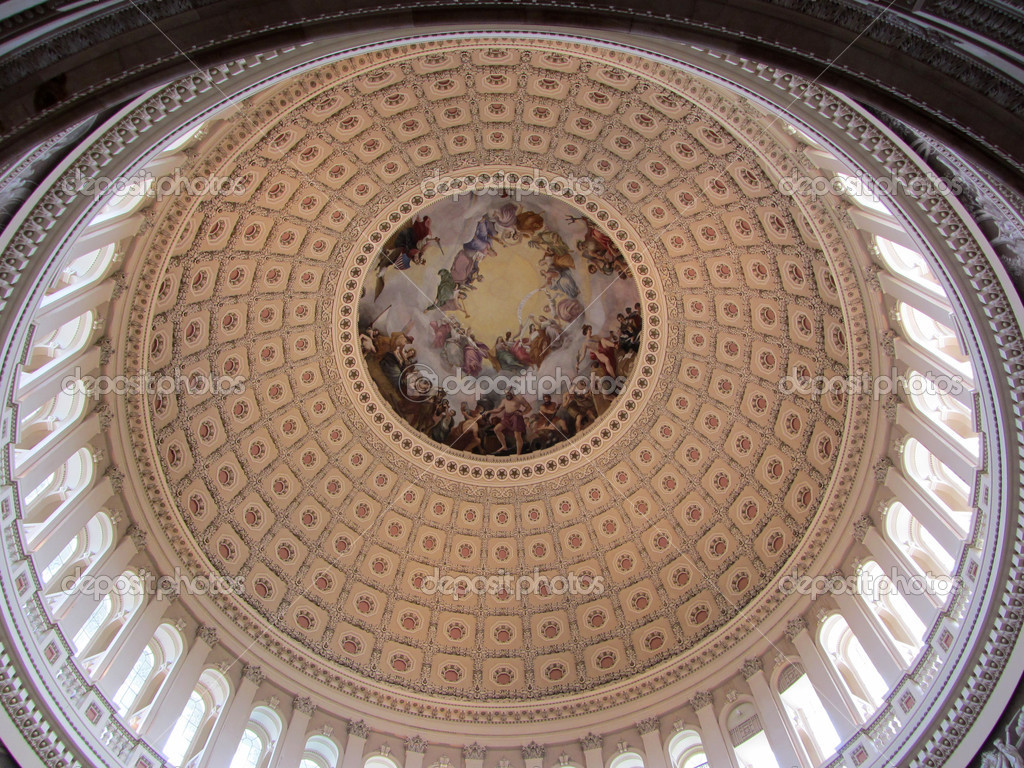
117, 37, 874, 717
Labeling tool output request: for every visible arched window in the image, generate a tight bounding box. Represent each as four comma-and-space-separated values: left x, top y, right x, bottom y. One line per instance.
163, 668, 229, 767
897, 303, 972, 377
78, 570, 144, 671
40, 536, 80, 584
819, 614, 887, 716
125, 623, 185, 731
113, 646, 155, 715
857, 561, 928, 660
20, 310, 96, 376
902, 438, 973, 532
43, 511, 114, 605
837, 174, 891, 215
89, 174, 153, 226
365, 756, 399, 768
885, 500, 957, 575
41, 244, 118, 304
164, 691, 207, 767
73, 594, 112, 654
904, 370, 979, 456
668, 729, 707, 768
777, 663, 841, 765
302, 734, 340, 768
726, 702, 780, 768
874, 237, 943, 295
608, 752, 646, 768
23, 446, 94, 527
229, 728, 264, 768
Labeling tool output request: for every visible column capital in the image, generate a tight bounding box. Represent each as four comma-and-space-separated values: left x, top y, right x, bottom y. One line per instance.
580, 733, 602, 751
853, 514, 873, 542
349, 719, 370, 739
196, 625, 218, 646
464, 743, 487, 760
522, 742, 545, 760
405, 735, 428, 754
293, 696, 317, 716
241, 664, 265, 685
741, 657, 763, 680
689, 690, 713, 710
784, 616, 807, 638
636, 717, 660, 735
126, 524, 147, 550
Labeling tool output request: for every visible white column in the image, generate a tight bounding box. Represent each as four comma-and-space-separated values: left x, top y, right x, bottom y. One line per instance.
142, 626, 217, 744
897, 406, 976, 481
581, 735, 604, 768
31, 281, 114, 338
862, 526, 942, 623
29, 474, 114, 565
340, 722, 368, 768
404, 740, 425, 768
197, 665, 263, 768
876, 273, 952, 327
66, 213, 143, 259
692, 694, 736, 768
16, 344, 101, 415
268, 698, 316, 768
94, 594, 174, 697
787, 619, 860, 738
830, 582, 905, 688
13, 411, 100, 493
892, 338, 974, 407
744, 662, 805, 768
56, 527, 143, 636
884, 472, 964, 555
638, 719, 668, 768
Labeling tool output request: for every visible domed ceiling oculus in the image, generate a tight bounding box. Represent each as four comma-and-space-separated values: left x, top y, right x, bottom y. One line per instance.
118, 37, 875, 717
359, 192, 642, 456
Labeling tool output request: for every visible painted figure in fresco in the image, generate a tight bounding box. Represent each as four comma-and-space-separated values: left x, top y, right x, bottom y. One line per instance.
564, 381, 598, 433
532, 394, 568, 446
580, 324, 618, 378
494, 333, 527, 373
568, 214, 630, 279
425, 269, 470, 315
488, 389, 533, 455
449, 401, 493, 454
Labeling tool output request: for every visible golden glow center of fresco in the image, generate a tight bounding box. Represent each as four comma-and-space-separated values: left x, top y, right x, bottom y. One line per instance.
356, 186, 644, 458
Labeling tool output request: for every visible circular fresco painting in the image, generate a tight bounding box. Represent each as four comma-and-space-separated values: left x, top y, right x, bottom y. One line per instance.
358, 192, 643, 456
